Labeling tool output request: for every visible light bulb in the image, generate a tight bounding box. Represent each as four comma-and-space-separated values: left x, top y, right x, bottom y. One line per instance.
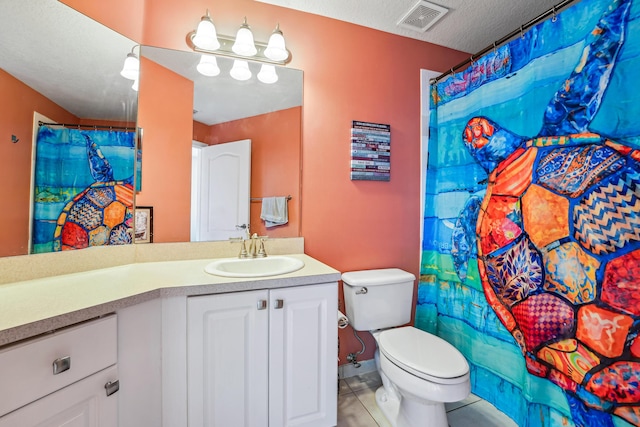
192, 10, 220, 51
264, 24, 288, 61
197, 55, 221, 76
230, 60, 252, 81
120, 53, 139, 80
257, 64, 278, 84
232, 18, 257, 56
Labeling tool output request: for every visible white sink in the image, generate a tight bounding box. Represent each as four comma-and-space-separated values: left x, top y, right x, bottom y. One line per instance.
204, 256, 305, 278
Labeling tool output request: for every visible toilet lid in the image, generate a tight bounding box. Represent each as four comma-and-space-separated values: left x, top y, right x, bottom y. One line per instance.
379, 327, 469, 383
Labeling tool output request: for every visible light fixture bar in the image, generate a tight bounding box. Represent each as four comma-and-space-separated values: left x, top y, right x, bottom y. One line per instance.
186, 31, 291, 65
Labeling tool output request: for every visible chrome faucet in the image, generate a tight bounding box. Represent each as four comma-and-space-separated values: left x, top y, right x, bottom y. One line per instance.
246, 233, 267, 258
232, 232, 267, 258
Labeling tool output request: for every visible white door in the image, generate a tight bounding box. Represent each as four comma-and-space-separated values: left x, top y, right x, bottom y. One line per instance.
0, 366, 118, 427
187, 291, 269, 427
269, 284, 338, 427
193, 139, 251, 241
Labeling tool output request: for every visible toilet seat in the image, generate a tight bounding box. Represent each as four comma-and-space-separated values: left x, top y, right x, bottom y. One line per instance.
378, 326, 469, 385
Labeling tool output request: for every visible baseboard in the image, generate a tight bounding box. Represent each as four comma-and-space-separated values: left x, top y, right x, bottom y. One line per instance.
339, 358, 376, 379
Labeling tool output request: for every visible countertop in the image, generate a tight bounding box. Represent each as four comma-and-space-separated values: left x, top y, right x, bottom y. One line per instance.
0, 254, 340, 347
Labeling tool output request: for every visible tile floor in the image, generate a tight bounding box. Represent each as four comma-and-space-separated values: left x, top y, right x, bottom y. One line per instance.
338, 371, 518, 427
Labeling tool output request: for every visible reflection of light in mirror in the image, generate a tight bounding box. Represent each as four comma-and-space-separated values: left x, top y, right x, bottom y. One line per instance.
230, 60, 252, 81
257, 64, 278, 84
120, 49, 140, 80
197, 54, 221, 77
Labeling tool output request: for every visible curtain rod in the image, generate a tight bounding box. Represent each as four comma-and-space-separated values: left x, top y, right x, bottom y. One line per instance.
431, 0, 578, 84
38, 121, 135, 132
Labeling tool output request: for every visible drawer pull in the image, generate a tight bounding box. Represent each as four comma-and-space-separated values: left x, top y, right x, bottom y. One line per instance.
257, 300, 267, 310
274, 299, 284, 309
105, 380, 120, 397
52, 356, 71, 375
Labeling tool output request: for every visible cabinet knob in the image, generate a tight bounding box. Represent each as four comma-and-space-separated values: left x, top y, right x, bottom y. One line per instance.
52, 356, 71, 375
257, 299, 267, 310
274, 299, 284, 309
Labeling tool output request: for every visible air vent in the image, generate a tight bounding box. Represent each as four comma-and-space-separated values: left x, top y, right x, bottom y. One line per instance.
397, 1, 448, 32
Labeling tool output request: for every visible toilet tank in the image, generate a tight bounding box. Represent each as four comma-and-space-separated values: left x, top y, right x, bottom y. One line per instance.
342, 268, 415, 331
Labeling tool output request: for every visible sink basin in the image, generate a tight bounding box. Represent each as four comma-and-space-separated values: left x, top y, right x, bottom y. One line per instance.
204, 256, 305, 278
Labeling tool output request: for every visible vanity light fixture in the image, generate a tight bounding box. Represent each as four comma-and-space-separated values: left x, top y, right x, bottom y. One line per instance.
257, 64, 278, 84
120, 45, 140, 81
186, 10, 291, 66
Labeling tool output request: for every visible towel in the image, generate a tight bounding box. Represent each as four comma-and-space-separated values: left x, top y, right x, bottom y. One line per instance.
260, 197, 288, 228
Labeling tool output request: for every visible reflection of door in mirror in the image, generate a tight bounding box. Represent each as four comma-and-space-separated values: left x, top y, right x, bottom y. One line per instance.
141, 46, 302, 243
191, 140, 251, 241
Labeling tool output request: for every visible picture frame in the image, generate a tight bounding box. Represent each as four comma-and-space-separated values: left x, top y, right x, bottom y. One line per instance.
134, 206, 153, 243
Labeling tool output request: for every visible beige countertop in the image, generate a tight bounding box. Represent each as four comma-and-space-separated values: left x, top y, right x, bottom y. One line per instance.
0, 252, 340, 347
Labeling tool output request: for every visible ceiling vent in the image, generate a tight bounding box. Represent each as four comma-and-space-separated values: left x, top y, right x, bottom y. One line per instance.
397, 1, 449, 32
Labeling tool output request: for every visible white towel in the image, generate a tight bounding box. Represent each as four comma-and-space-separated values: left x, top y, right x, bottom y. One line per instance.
260, 197, 288, 228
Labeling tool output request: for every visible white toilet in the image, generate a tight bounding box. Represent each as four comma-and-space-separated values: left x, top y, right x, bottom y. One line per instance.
342, 268, 470, 427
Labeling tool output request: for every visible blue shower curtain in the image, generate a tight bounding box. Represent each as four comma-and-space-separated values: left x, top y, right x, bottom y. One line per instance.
419, 0, 640, 426
32, 126, 136, 253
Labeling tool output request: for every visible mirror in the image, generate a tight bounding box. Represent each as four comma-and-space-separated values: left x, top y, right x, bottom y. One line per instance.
140, 46, 303, 241
0, 0, 138, 257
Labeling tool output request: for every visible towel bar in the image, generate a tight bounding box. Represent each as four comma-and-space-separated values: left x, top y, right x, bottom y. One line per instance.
250, 195, 292, 202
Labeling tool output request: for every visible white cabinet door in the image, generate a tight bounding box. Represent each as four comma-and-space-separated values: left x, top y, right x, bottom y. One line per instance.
187, 283, 337, 427
269, 284, 338, 427
0, 365, 118, 427
188, 290, 269, 427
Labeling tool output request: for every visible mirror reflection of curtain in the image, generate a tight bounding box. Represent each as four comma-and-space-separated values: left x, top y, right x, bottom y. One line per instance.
32, 126, 136, 253
420, 0, 640, 426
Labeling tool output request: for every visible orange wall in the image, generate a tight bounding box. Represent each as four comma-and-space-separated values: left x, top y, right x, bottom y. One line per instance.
136, 57, 193, 242
195, 107, 302, 238
72, 0, 469, 363
0, 69, 78, 257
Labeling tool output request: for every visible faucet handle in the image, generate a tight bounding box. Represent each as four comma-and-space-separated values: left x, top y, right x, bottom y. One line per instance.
239, 240, 249, 258
256, 239, 267, 258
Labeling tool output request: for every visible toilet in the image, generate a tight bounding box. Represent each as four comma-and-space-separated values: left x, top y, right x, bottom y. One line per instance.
342, 268, 470, 427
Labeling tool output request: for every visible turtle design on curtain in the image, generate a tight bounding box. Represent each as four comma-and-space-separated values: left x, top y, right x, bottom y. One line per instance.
32, 126, 135, 253
451, 0, 640, 425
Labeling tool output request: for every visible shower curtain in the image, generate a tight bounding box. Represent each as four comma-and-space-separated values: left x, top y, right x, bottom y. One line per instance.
32, 126, 136, 253
418, 0, 640, 426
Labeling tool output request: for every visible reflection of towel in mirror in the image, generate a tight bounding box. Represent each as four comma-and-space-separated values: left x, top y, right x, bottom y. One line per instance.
260, 197, 288, 228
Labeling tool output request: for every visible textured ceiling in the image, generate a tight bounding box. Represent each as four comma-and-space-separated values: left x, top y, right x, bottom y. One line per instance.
0, 0, 137, 122
255, 0, 566, 53
142, 47, 303, 126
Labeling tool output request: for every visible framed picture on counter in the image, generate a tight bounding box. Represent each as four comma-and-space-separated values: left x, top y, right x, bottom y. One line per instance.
134, 206, 153, 243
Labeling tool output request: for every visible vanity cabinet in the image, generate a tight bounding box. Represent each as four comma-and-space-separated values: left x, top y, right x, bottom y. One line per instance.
0, 315, 118, 426
187, 282, 337, 427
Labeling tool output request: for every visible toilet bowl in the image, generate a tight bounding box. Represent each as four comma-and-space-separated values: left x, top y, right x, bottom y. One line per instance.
341, 268, 471, 427
373, 327, 470, 427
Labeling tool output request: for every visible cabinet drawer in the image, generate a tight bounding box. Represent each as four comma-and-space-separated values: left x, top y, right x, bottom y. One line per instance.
0, 314, 117, 416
